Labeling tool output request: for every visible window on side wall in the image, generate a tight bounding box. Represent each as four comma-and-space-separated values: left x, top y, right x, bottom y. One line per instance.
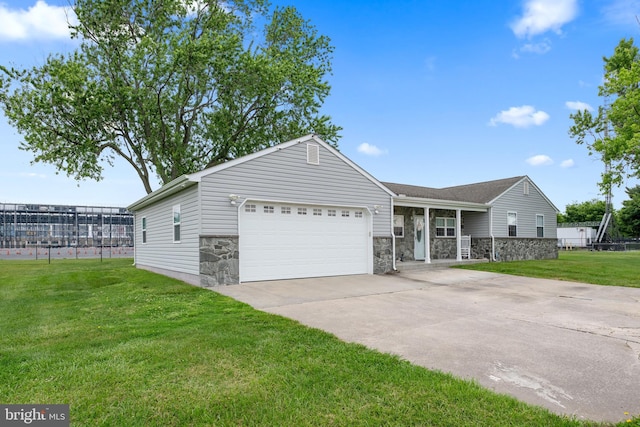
507, 212, 517, 237
536, 214, 544, 238
173, 205, 181, 242
393, 215, 404, 238
142, 217, 147, 244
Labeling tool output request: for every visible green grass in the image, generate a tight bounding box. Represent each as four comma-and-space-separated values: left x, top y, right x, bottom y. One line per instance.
0, 258, 630, 426
456, 250, 640, 288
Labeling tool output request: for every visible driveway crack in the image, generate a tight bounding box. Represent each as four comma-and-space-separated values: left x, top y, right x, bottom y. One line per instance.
505, 317, 640, 346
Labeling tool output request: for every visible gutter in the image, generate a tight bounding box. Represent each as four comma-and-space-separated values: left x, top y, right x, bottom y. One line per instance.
394, 195, 488, 212
127, 175, 196, 211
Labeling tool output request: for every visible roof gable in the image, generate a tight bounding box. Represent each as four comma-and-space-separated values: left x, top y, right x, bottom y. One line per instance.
385, 176, 559, 212
128, 134, 394, 211
189, 134, 394, 196
384, 176, 525, 204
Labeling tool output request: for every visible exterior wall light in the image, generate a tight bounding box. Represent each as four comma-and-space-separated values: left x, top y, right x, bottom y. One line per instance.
229, 194, 239, 205
374, 205, 383, 214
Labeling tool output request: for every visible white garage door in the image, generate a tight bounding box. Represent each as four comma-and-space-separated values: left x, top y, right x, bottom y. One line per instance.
239, 202, 371, 282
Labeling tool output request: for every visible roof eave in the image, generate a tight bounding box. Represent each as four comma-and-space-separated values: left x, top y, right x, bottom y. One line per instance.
394, 195, 489, 211
127, 175, 197, 211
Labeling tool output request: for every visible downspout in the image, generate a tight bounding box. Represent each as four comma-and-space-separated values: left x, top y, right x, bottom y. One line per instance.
391, 197, 397, 271
132, 213, 136, 266
491, 208, 496, 261
425, 206, 430, 263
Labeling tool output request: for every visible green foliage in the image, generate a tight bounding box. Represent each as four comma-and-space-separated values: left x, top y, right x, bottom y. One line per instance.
0, 0, 340, 194
559, 199, 607, 223
0, 259, 586, 426
569, 38, 640, 192
618, 185, 640, 237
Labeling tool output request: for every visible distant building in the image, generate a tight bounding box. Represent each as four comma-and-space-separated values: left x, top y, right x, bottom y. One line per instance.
557, 222, 599, 248
0, 203, 133, 248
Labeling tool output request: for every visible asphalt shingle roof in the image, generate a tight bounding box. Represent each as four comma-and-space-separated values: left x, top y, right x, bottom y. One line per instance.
382, 176, 525, 204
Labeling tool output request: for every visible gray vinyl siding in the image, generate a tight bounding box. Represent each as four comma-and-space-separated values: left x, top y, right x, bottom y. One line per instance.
462, 211, 490, 237
134, 185, 200, 275
490, 179, 557, 238
199, 142, 392, 236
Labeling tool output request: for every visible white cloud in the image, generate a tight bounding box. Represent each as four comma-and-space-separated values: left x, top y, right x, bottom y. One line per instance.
511, 0, 578, 38
520, 40, 552, 54
357, 143, 386, 156
489, 105, 550, 128
526, 155, 554, 166
602, 0, 640, 28
0, 1, 76, 41
560, 159, 575, 168
18, 172, 47, 178
565, 101, 594, 111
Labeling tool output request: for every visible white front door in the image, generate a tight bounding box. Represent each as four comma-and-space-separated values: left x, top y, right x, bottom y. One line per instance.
239, 202, 372, 282
414, 215, 425, 260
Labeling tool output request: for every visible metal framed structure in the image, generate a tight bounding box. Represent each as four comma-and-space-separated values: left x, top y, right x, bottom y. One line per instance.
0, 203, 133, 249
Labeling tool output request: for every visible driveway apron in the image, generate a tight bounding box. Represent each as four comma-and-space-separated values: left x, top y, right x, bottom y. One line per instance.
214, 269, 640, 423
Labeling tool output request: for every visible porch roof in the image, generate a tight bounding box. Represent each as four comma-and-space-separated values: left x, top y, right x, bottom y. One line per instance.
383, 176, 525, 204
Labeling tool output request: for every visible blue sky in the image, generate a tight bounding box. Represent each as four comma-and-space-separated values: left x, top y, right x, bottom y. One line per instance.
1, 0, 639, 210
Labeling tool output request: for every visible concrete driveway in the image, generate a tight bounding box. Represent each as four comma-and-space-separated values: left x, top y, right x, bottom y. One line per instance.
214, 269, 640, 423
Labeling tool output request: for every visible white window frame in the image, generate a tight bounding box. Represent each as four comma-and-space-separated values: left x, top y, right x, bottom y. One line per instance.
507, 211, 517, 237
141, 217, 147, 244
393, 215, 404, 238
281, 206, 291, 215
245, 204, 256, 213
313, 208, 322, 216
173, 205, 181, 243
328, 209, 336, 217
435, 217, 455, 238
536, 214, 544, 238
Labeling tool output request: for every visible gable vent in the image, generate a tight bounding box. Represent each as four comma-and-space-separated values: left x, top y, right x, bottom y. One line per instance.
307, 144, 320, 165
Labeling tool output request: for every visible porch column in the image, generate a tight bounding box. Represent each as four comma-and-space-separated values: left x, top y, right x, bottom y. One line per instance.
456, 209, 462, 261
424, 207, 431, 264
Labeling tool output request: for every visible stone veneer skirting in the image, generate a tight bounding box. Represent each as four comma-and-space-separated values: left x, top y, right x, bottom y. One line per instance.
200, 235, 239, 286
199, 235, 393, 286
373, 237, 393, 274
196, 234, 561, 286
472, 237, 558, 261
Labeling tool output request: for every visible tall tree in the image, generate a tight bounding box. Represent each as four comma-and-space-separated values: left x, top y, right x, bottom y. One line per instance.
0, 0, 340, 194
569, 38, 640, 192
618, 185, 640, 237
558, 199, 607, 223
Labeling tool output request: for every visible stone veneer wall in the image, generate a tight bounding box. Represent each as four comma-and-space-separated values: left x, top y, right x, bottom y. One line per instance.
429, 209, 457, 260
373, 237, 393, 274
199, 235, 239, 286
394, 206, 417, 261
394, 207, 461, 261
472, 237, 558, 261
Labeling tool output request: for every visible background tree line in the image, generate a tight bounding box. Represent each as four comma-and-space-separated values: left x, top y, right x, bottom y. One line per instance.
558, 185, 640, 238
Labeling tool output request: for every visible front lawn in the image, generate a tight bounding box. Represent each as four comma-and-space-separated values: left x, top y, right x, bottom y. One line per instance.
0, 259, 604, 426
457, 250, 640, 288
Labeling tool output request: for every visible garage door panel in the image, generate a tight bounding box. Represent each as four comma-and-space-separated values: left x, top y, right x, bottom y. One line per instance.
239, 202, 370, 282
